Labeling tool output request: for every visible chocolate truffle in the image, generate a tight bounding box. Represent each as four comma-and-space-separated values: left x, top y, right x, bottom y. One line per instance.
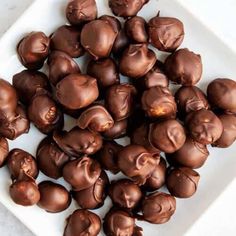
64, 209, 101, 236
125, 16, 148, 43
142, 86, 177, 119
96, 141, 122, 174
105, 84, 137, 121
87, 58, 120, 88
36, 137, 69, 179
77, 105, 114, 132
50, 25, 84, 58
28, 91, 64, 134
38, 181, 71, 213
17, 31, 50, 70
53, 127, 103, 157
99, 15, 121, 34
166, 137, 209, 169
112, 29, 130, 56
120, 44, 156, 78
47, 51, 80, 85
63, 157, 101, 191
149, 119, 186, 153
73, 171, 109, 209
56, 74, 99, 110
12, 70, 50, 104
185, 109, 223, 145
165, 48, 202, 86
117, 145, 157, 185
148, 16, 184, 52
141, 192, 176, 224
66, 0, 97, 26
7, 148, 38, 180
207, 78, 236, 114
213, 114, 236, 148
108, 0, 148, 17
0, 137, 9, 167
109, 179, 142, 209
166, 167, 200, 198
81, 19, 117, 59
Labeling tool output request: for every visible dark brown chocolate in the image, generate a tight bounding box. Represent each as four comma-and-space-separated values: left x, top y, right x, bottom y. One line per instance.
112, 29, 130, 56
0, 137, 9, 167
99, 15, 121, 34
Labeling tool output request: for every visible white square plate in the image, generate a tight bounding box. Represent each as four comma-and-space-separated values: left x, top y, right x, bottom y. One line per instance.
0, 0, 235, 235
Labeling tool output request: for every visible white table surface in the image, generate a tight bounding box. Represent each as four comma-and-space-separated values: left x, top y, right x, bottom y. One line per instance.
0, 0, 235, 235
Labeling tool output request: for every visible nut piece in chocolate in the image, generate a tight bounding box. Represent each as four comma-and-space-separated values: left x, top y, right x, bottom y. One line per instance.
0, 137, 9, 167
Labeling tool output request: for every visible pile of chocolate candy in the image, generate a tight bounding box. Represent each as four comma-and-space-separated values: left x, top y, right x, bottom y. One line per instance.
0, 0, 235, 235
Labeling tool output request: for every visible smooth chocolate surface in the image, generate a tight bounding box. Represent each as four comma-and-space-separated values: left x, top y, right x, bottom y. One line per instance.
112, 29, 130, 56
0, 137, 9, 167
99, 15, 121, 34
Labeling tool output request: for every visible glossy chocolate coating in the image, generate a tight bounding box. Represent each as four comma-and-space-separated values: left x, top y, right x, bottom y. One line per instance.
112, 29, 130, 56
36, 137, 69, 179
77, 105, 114, 132
81, 19, 117, 59
125, 16, 148, 43
66, 0, 97, 26
53, 127, 103, 157
73, 171, 109, 209
7, 148, 38, 180
166, 137, 209, 169
185, 109, 223, 145
109, 179, 142, 209
17, 31, 50, 70
28, 91, 64, 134
105, 84, 137, 121
63, 156, 101, 191
47, 51, 80, 85
64, 209, 101, 236
0, 137, 9, 167
166, 167, 200, 198
148, 16, 184, 52
207, 78, 236, 114
56, 74, 99, 110
38, 181, 71, 213
117, 145, 157, 185
13, 70, 50, 104
99, 15, 121, 34
120, 44, 156, 78
142, 86, 177, 119
50, 25, 84, 58
213, 114, 236, 148
87, 58, 120, 88
141, 192, 176, 224
149, 119, 186, 153
165, 48, 202, 86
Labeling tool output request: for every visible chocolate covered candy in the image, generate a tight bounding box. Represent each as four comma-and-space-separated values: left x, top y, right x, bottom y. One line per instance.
0, 137, 9, 167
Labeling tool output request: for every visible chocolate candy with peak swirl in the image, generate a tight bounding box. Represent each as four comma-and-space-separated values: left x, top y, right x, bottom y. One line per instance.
38, 181, 71, 213
47, 51, 80, 85
87, 58, 120, 88
77, 105, 114, 132
53, 127, 103, 157
17, 31, 50, 70
149, 119, 186, 153
112, 29, 130, 56
166, 167, 200, 198
106, 84, 137, 121
66, 0, 97, 26
117, 145, 157, 185
72, 171, 109, 209
142, 86, 177, 119
212, 114, 236, 148
63, 157, 101, 191
141, 192, 176, 224
56, 74, 99, 110
64, 209, 101, 236
50, 25, 84, 58
7, 148, 38, 180
81, 19, 117, 59
37, 137, 69, 179
99, 15, 121, 34
120, 44, 156, 78
207, 78, 236, 114
185, 109, 223, 145
165, 48, 202, 86
166, 137, 209, 169
109, 179, 142, 209
0, 137, 9, 167
148, 16, 184, 52
28, 91, 64, 134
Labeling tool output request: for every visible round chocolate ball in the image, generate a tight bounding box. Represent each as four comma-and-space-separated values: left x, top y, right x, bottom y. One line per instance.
165, 48, 202, 86
112, 29, 130, 56
99, 15, 121, 34
0, 137, 9, 167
